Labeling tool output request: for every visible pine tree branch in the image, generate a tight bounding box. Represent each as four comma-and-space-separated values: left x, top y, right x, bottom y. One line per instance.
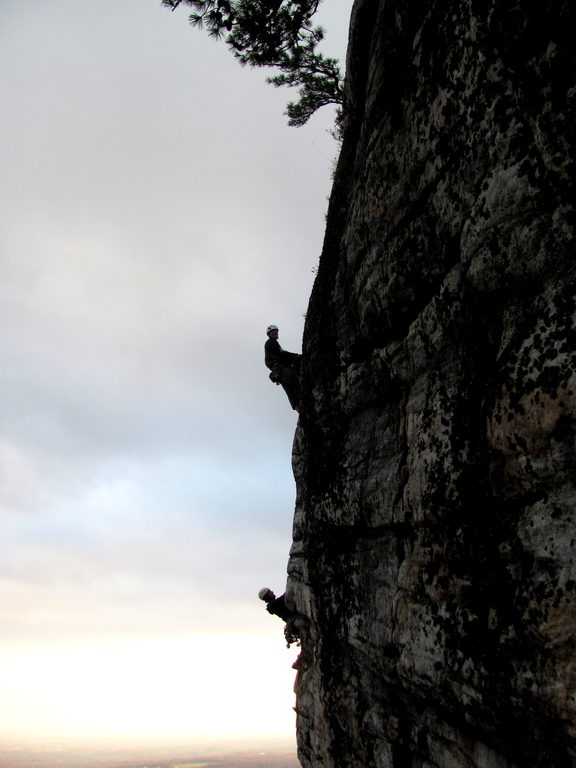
162, 0, 343, 126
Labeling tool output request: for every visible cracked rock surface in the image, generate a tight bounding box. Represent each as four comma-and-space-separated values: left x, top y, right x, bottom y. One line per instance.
287, 1, 576, 766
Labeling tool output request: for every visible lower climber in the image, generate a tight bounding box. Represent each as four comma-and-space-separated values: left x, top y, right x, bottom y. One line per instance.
258, 587, 299, 647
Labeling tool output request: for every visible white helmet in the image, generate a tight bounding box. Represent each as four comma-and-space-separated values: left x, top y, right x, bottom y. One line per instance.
258, 587, 273, 600
266, 324, 278, 334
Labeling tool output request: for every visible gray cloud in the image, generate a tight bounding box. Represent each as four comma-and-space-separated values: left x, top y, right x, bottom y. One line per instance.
0, 0, 351, 737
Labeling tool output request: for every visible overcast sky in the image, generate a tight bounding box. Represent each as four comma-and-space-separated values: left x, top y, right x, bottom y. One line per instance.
0, 0, 351, 750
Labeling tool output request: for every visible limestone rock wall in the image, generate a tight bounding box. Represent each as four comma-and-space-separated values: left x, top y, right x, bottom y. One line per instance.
287, 1, 576, 766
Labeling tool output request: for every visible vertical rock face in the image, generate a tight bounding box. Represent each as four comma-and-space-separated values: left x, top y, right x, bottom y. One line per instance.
287, 1, 576, 766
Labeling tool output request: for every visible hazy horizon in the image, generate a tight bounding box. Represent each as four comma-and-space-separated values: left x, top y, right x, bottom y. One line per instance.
0, 732, 297, 749
0, 737, 300, 768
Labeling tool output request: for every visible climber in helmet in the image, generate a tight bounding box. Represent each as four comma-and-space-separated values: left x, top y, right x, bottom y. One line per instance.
264, 324, 302, 411
258, 587, 294, 622
258, 587, 300, 648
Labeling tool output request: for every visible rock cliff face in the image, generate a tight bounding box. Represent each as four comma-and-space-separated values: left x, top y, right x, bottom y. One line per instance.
287, 1, 576, 766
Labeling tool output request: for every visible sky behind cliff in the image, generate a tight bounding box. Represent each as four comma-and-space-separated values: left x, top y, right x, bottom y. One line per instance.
0, 0, 350, 748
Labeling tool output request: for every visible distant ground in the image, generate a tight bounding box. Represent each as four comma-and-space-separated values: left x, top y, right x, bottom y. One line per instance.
0, 745, 299, 768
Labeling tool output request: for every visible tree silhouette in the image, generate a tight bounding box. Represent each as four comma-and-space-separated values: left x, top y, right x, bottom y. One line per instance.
162, 0, 343, 127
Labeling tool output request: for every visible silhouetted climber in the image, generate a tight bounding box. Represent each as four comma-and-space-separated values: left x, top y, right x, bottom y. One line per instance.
264, 324, 301, 411
258, 587, 293, 621
258, 587, 299, 647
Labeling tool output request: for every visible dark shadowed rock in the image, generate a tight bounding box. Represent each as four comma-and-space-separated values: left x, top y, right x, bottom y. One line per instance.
287, 1, 576, 766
